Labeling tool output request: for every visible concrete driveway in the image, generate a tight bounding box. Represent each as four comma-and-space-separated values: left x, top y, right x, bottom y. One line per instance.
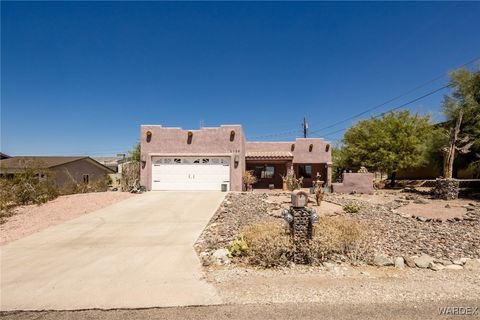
0, 191, 225, 311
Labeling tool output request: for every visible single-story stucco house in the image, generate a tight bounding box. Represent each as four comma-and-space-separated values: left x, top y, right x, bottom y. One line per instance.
140, 124, 332, 191
0, 156, 115, 188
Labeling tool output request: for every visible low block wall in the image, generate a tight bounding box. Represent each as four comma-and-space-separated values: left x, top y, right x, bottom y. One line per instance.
332, 172, 374, 194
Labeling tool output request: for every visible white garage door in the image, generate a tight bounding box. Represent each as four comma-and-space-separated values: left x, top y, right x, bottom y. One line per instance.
152, 157, 230, 191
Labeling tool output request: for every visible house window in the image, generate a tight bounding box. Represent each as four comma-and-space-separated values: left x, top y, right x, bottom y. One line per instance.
298, 165, 312, 178
254, 165, 275, 179
83, 174, 90, 184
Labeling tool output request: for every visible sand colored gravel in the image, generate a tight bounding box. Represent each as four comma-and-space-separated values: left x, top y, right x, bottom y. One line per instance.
0, 192, 135, 245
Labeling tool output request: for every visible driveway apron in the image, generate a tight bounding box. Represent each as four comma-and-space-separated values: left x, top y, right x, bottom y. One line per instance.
0, 191, 225, 310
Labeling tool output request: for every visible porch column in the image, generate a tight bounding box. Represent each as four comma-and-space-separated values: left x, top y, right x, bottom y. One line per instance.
326, 162, 333, 189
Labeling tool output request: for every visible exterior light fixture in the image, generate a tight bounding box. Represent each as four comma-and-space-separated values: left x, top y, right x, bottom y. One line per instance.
234, 155, 239, 168
325, 144, 330, 152
291, 144, 295, 151
309, 144, 313, 152
230, 130, 235, 142
146, 131, 152, 142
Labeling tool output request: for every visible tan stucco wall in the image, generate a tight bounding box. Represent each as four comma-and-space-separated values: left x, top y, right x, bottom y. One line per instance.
246, 138, 332, 164
140, 125, 246, 191
332, 172, 374, 194
52, 159, 111, 188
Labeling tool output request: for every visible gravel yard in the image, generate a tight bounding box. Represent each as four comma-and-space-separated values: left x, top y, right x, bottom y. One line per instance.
0, 191, 135, 245
196, 190, 480, 263
326, 192, 480, 260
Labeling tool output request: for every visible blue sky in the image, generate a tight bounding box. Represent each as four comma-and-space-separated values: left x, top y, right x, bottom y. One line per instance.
2, 2, 479, 156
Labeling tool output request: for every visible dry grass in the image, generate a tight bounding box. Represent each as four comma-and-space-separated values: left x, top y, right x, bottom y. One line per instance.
241, 222, 294, 267
310, 216, 372, 264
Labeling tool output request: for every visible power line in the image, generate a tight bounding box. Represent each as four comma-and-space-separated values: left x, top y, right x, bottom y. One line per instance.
314, 84, 451, 140
247, 56, 479, 140
309, 56, 480, 135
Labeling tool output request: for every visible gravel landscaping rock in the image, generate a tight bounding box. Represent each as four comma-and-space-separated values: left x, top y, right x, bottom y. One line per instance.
394, 257, 405, 269
404, 256, 416, 268
324, 193, 480, 261
428, 262, 444, 271
444, 264, 464, 270
464, 259, 480, 271
197, 191, 479, 269
373, 254, 393, 266
414, 254, 435, 268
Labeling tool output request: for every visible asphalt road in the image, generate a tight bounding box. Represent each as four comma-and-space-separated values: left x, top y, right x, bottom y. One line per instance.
2, 300, 479, 320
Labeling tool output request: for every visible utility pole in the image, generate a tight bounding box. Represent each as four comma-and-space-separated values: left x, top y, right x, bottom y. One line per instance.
303, 116, 308, 138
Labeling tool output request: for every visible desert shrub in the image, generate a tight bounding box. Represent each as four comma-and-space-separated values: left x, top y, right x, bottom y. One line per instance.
343, 203, 360, 213
0, 178, 17, 222
10, 167, 58, 205
0, 166, 59, 222
242, 170, 257, 191
120, 161, 140, 192
309, 216, 371, 264
241, 222, 294, 267
62, 170, 110, 194
228, 236, 249, 258
281, 168, 303, 191
89, 174, 110, 192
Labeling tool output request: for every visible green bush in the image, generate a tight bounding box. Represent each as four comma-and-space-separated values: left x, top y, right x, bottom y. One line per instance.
343, 203, 360, 213
241, 222, 294, 267
228, 236, 249, 258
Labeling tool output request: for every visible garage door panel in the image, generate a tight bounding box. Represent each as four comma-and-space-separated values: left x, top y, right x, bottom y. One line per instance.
151, 157, 230, 191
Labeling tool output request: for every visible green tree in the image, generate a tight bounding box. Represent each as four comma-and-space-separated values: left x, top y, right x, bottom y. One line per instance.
129, 142, 141, 162
440, 67, 480, 178
342, 110, 433, 187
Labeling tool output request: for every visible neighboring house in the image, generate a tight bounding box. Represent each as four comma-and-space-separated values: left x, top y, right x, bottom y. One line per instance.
93, 156, 132, 189
0, 152, 11, 160
93, 156, 123, 172
140, 125, 332, 191
0, 156, 115, 188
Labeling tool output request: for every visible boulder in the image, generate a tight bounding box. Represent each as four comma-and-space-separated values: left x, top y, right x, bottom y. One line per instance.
414, 254, 435, 268
404, 256, 416, 268
373, 254, 393, 266
413, 199, 430, 204
444, 264, 463, 270
199, 252, 213, 266
428, 262, 444, 271
416, 216, 429, 222
211, 248, 231, 265
394, 257, 405, 269
434, 259, 452, 266
464, 259, 480, 271
452, 259, 463, 265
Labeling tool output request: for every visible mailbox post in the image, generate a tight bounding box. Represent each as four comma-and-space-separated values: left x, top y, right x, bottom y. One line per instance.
283, 190, 319, 264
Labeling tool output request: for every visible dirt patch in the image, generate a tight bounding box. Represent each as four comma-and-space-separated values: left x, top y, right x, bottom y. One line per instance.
397, 202, 467, 220
0, 191, 135, 245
